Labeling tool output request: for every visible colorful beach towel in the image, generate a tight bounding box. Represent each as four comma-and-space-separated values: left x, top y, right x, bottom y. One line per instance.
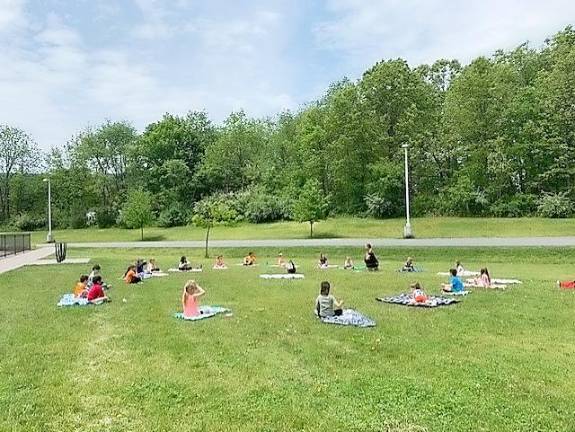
151, 272, 169, 277
57, 294, 90, 307
174, 306, 230, 321
492, 278, 522, 285
167, 268, 203, 273
260, 274, 305, 280
397, 267, 424, 273
377, 293, 459, 307
465, 279, 507, 289
443, 290, 470, 296
319, 309, 375, 327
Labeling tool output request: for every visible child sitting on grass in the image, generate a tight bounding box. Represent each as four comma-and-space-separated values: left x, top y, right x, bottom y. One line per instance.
182, 280, 206, 318
442, 268, 465, 293
87, 276, 109, 304
343, 256, 354, 270
315, 281, 343, 318
88, 264, 101, 283
243, 252, 257, 266
411, 282, 428, 303
402, 257, 415, 272
286, 260, 297, 274
277, 253, 286, 268
213, 255, 227, 269
146, 258, 160, 273
179, 256, 192, 271
318, 253, 329, 268
73, 275, 89, 298
123, 265, 141, 284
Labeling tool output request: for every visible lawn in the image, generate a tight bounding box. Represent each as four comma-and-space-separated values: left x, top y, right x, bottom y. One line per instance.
24, 216, 575, 245
1, 247, 575, 431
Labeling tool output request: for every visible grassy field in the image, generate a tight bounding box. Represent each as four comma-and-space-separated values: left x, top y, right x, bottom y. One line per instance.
2, 247, 575, 431
22, 216, 575, 245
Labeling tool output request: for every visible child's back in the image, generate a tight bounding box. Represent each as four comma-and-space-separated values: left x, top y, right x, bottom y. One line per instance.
315, 294, 336, 317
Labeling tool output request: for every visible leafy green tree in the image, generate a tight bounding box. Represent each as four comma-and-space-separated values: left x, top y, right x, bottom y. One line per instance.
131, 111, 216, 210
292, 180, 329, 238
68, 121, 138, 207
121, 189, 154, 240
192, 196, 237, 258
0, 126, 40, 222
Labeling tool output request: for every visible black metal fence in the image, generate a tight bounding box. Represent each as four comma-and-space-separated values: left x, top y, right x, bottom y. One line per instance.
0, 233, 32, 258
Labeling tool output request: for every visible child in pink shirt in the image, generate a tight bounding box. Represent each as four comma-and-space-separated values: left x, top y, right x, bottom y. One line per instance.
181, 280, 206, 318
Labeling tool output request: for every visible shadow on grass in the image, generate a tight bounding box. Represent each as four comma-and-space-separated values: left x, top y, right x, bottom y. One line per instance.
142, 235, 167, 242
310, 232, 344, 239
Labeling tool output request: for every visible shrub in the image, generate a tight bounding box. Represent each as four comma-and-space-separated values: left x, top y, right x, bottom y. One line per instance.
13, 213, 47, 231
490, 194, 537, 217
438, 176, 488, 216
244, 189, 292, 223
95, 207, 117, 228
158, 205, 188, 228
69, 212, 87, 229
537, 193, 573, 218
364, 193, 396, 218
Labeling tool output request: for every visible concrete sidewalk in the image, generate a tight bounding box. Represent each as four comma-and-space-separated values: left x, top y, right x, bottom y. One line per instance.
66, 236, 575, 249
0, 246, 54, 275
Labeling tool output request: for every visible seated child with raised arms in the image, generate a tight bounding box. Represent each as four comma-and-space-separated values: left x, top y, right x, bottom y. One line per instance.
181, 280, 206, 318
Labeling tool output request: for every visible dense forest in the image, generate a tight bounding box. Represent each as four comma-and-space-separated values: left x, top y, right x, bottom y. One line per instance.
1, 27, 575, 231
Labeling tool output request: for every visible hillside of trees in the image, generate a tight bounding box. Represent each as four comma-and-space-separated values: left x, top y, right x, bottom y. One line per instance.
1, 27, 575, 231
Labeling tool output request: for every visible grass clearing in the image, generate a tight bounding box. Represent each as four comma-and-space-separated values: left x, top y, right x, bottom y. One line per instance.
1, 247, 575, 431
24, 216, 575, 245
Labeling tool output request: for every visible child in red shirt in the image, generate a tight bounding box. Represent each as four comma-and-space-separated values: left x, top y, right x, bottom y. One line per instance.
87, 276, 109, 303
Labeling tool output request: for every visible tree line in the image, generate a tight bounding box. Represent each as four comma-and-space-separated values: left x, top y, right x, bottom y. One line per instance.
1, 26, 575, 233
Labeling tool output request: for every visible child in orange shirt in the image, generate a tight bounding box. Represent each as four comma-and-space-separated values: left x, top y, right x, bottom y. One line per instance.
123, 265, 141, 284
73, 275, 89, 297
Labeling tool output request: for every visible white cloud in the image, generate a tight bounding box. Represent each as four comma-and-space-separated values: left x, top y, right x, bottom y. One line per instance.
315, 0, 575, 67
0, 0, 26, 32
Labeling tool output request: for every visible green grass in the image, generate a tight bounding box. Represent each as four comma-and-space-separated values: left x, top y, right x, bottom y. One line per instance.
2, 247, 575, 431
25, 216, 575, 245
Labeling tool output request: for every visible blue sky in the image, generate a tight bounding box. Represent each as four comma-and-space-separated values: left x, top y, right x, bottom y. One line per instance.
1, 0, 574, 149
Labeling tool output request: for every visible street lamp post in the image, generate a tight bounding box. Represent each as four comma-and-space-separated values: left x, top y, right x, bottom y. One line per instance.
43, 178, 53, 243
401, 144, 414, 239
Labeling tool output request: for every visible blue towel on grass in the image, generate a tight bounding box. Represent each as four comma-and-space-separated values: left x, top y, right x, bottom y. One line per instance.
174, 306, 230, 321
57, 294, 90, 307
320, 309, 376, 328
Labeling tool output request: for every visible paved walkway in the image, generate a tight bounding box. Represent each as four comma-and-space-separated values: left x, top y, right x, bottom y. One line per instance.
0, 246, 54, 275
67, 236, 575, 249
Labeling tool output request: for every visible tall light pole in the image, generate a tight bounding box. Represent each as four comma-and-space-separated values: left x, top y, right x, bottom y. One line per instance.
43, 178, 53, 243
401, 144, 414, 239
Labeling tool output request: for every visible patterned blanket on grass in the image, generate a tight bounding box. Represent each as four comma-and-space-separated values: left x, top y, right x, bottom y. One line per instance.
168, 268, 203, 273
377, 293, 459, 308
319, 309, 376, 328
260, 274, 305, 280
174, 306, 230, 321
443, 290, 470, 296
57, 294, 90, 307
397, 267, 424, 273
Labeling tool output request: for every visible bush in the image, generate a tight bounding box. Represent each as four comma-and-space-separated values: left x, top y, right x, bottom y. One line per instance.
490, 194, 537, 217
244, 189, 292, 223
364, 193, 396, 218
95, 207, 117, 228
13, 213, 47, 231
438, 176, 488, 216
537, 193, 573, 218
158, 205, 188, 228
69, 212, 87, 229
